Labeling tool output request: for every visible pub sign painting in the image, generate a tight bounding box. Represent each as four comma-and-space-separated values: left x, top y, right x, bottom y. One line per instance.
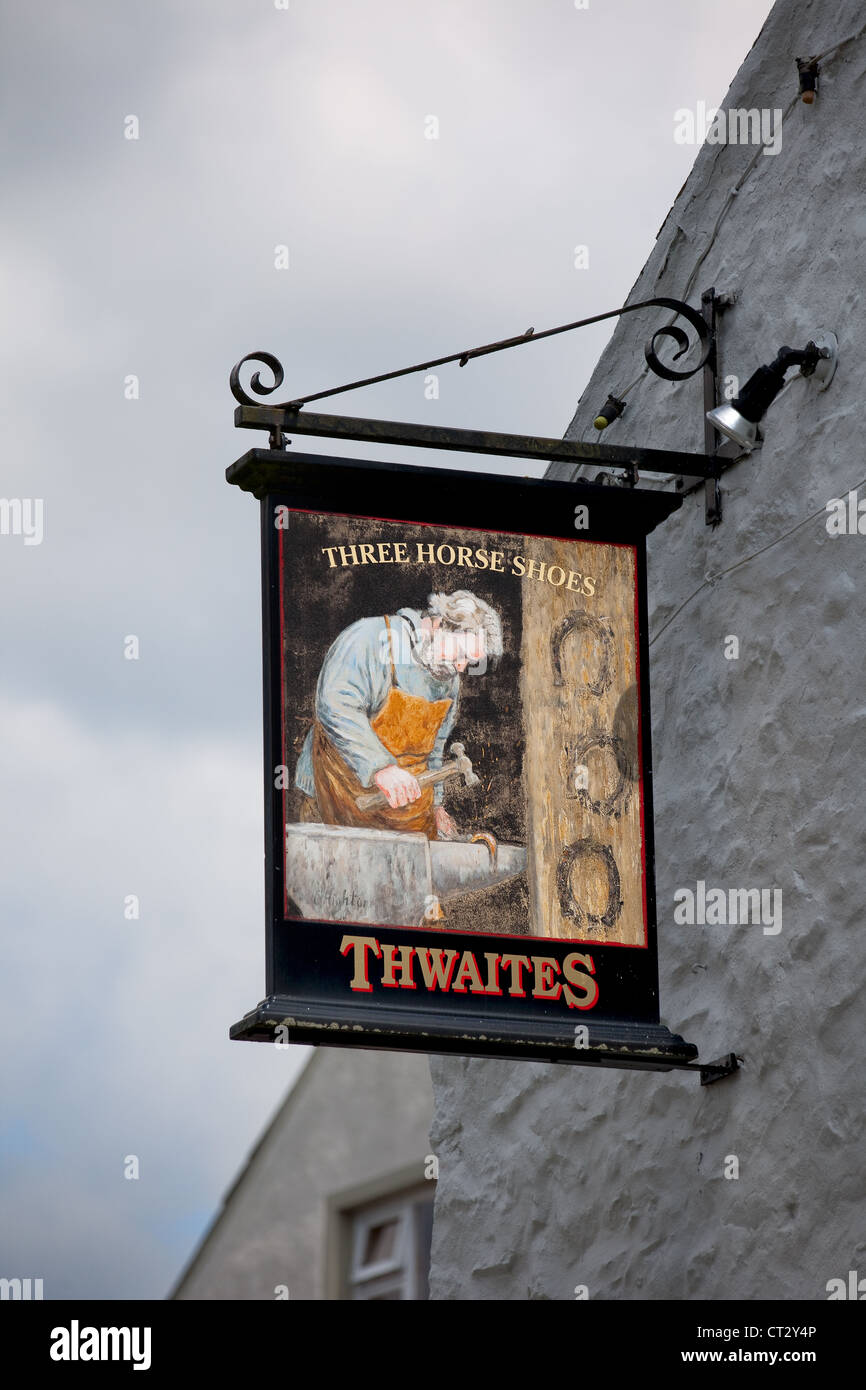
229, 450, 697, 1070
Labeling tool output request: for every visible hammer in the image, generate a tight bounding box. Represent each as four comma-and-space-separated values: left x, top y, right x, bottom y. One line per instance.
355, 742, 480, 810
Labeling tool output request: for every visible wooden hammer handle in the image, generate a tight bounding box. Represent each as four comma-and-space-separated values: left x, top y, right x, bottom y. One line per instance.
355, 760, 459, 810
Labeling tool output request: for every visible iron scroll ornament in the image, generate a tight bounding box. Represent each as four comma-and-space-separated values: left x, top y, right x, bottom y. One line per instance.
229, 297, 712, 411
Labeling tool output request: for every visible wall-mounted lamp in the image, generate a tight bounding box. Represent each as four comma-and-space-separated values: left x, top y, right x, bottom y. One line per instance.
706, 332, 837, 454
593, 394, 626, 430
796, 56, 819, 104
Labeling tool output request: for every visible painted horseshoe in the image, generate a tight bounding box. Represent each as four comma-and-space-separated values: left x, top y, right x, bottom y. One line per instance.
551, 612, 614, 696
556, 839, 623, 930
568, 730, 632, 818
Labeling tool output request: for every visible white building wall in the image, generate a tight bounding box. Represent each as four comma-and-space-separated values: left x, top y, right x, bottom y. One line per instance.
428, 0, 866, 1300
175, 1046, 433, 1300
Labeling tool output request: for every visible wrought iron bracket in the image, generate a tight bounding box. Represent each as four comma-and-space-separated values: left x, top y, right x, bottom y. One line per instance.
671, 286, 738, 526
695, 1052, 742, 1086
231, 405, 724, 481
231, 295, 715, 410
229, 294, 736, 509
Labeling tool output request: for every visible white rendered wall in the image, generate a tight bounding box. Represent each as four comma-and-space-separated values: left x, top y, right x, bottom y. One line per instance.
428, 0, 866, 1300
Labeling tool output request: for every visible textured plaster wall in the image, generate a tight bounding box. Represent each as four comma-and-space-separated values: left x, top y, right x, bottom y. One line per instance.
428, 0, 866, 1300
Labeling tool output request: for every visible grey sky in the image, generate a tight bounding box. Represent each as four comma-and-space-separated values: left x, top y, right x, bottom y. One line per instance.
1, 0, 774, 1298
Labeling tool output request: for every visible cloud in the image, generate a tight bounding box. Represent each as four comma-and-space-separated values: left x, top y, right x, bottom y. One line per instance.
0, 693, 307, 1298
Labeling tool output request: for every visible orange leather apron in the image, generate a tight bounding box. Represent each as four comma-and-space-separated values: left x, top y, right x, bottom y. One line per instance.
305, 615, 452, 838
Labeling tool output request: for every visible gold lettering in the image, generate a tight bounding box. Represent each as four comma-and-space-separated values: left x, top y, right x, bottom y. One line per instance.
380, 943, 416, 988
483, 952, 501, 994
532, 956, 562, 1000
340, 935, 382, 991
562, 952, 598, 1009
499, 953, 532, 996
452, 951, 485, 993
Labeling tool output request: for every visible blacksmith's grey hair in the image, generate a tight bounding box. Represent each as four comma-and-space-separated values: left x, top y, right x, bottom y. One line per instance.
426, 590, 504, 659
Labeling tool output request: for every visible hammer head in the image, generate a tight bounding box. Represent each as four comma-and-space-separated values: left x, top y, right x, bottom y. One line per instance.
450, 742, 480, 789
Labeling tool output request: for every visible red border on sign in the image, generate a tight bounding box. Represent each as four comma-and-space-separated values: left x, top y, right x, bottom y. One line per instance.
277, 507, 649, 949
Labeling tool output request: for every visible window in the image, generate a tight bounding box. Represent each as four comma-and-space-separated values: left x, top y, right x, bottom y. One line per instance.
346, 1189, 434, 1300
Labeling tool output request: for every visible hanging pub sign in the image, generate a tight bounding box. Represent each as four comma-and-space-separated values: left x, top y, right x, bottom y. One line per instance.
226, 430, 704, 1073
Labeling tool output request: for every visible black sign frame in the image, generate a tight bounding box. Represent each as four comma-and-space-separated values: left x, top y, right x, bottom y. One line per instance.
228, 446, 699, 1073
